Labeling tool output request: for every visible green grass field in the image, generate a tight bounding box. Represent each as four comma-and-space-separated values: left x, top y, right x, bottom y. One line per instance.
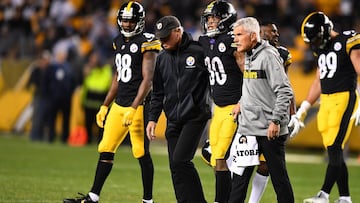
0, 134, 359, 203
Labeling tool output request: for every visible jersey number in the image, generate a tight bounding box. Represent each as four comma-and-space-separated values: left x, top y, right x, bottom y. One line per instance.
115, 53, 132, 82
205, 56, 227, 85
318, 52, 337, 79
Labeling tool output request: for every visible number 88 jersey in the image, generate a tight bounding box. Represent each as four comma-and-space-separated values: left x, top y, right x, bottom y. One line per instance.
112, 32, 161, 106
317, 30, 360, 94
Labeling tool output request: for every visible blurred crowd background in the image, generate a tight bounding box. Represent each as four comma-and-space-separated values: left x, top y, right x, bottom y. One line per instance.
1, 0, 359, 78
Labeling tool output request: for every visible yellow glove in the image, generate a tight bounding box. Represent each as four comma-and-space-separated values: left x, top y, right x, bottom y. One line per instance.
123, 107, 137, 126
96, 105, 108, 128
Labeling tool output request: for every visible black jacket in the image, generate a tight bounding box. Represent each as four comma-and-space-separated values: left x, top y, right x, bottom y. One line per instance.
149, 32, 211, 122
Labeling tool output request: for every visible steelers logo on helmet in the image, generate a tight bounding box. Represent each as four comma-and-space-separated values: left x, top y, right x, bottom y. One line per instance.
117, 1, 145, 38
201, 139, 212, 166
301, 12, 333, 52
201, 0, 237, 37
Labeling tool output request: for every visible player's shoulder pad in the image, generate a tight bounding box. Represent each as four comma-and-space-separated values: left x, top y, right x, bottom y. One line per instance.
277, 45, 289, 53
344, 30, 360, 54
141, 32, 161, 53
343, 30, 357, 37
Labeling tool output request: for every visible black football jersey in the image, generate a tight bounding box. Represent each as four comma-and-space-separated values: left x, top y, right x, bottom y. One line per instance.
199, 33, 243, 106
316, 31, 360, 94
113, 32, 161, 106
277, 45, 292, 73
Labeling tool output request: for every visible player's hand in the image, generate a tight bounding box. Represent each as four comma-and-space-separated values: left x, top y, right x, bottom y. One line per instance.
146, 121, 157, 141
351, 105, 360, 126
123, 107, 137, 126
288, 100, 311, 138
231, 103, 240, 122
288, 115, 304, 138
96, 105, 108, 128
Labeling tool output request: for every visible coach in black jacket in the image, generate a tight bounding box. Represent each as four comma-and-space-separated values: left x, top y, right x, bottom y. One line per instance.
146, 16, 211, 203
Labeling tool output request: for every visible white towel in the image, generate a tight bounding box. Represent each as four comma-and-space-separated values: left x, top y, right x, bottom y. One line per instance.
226, 133, 260, 175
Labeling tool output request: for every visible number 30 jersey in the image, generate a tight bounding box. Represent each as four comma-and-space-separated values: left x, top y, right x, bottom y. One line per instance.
317, 30, 360, 94
112, 32, 161, 106
199, 33, 243, 106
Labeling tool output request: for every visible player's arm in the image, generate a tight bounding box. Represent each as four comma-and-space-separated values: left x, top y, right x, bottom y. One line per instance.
95, 71, 118, 128
349, 48, 360, 126
284, 51, 296, 115
305, 69, 321, 105
130, 51, 157, 109
288, 69, 321, 137
233, 50, 244, 72
102, 71, 118, 107
350, 49, 360, 75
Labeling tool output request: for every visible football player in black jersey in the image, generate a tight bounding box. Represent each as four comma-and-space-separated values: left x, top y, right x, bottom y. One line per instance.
63, 2, 160, 203
289, 12, 360, 203
199, 1, 243, 202
260, 21, 293, 73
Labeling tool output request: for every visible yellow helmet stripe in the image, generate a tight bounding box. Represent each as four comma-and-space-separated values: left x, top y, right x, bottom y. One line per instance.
126, 1, 134, 12
301, 12, 318, 39
205, 1, 216, 13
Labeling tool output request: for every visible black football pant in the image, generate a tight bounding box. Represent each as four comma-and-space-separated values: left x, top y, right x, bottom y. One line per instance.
257, 135, 294, 203
228, 166, 255, 203
165, 120, 208, 203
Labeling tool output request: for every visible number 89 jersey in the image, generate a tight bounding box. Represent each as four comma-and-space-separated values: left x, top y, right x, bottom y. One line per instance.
113, 32, 161, 106
317, 30, 360, 94
199, 33, 243, 106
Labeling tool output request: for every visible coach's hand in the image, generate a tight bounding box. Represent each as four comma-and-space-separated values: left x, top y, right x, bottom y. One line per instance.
288, 100, 311, 138
96, 105, 108, 128
351, 105, 360, 126
146, 121, 157, 141
123, 107, 137, 126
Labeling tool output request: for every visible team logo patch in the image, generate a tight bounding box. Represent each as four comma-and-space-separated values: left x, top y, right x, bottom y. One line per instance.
130, 44, 138, 53
334, 42, 342, 51
55, 69, 65, 80
156, 23, 162, 30
218, 42, 226, 52
185, 56, 195, 68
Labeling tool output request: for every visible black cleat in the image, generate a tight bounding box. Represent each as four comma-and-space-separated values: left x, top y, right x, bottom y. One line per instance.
63, 193, 98, 203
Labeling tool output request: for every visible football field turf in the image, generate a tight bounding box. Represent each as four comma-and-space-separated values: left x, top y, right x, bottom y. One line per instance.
0, 134, 359, 203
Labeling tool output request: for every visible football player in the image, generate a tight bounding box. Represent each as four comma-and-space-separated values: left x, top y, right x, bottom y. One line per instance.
289, 12, 360, 203
245, 21, 296, 203
63, 1, 160, 203
198, 1, 243, 202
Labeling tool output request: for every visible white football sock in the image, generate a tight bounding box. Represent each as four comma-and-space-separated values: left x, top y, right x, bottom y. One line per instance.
319, 190, 329, 199
339, 196, 351, 202
88, 192, 99, 202
248, 172, 269, 203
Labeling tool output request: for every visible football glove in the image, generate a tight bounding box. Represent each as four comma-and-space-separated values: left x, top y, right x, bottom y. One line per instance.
123, 107, 137, 126
96, 105, 108, 128
288, 100, 311, 138
351, 104, 360, 126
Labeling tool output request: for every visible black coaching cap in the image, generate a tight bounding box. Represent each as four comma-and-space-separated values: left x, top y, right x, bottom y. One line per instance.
154, 16, 181, 39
